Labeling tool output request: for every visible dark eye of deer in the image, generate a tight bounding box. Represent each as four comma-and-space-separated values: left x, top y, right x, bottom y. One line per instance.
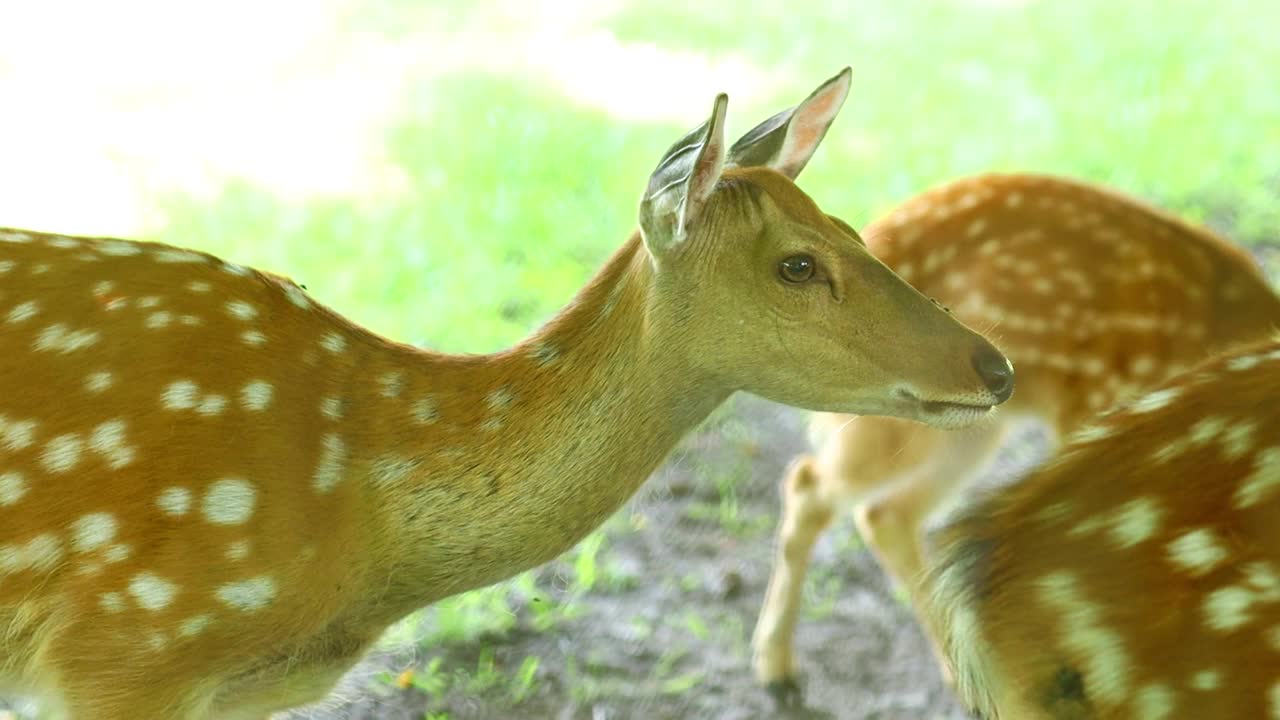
778, 255, 816, 283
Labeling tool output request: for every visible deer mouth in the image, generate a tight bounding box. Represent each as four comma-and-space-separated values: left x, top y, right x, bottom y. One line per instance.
917, 400, 995, 429
893, 389, 995, 430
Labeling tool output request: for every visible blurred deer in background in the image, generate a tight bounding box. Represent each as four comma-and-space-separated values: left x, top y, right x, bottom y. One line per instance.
752, 172, 1280, 698
0, 69, 1014, 719
924, 336, 1280, 719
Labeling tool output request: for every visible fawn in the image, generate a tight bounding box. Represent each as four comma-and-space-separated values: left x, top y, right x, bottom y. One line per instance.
923, 336, 1280, 719
0, 70, 1013, 719
752, 172, 1280, 697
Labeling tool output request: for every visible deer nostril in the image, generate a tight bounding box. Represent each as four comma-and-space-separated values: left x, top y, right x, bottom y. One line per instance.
972, 344, 1014, 403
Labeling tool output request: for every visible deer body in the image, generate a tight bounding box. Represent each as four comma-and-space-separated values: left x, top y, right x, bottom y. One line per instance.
0, 71, 1013, 718
752, 173, 1280, 693
0, 230, 723, 718
924, 337, 1280, 719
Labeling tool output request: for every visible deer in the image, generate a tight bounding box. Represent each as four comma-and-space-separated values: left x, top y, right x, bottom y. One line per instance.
0, 69, 1016, 719
751, 172, 1280, 699
922, 335, 1280, 719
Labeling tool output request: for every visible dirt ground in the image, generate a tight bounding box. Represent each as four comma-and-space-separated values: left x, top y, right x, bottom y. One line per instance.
284, 396, 1049, 720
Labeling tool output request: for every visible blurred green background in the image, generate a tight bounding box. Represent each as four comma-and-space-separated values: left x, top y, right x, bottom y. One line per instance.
3, 0, 1278, 353
2, 1, 1279, 717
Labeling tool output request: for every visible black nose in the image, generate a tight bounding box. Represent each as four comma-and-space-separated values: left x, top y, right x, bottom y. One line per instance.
972, 344, 1014, 403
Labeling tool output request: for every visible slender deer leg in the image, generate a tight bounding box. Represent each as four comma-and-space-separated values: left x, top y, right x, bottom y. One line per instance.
752, 454, 834, 701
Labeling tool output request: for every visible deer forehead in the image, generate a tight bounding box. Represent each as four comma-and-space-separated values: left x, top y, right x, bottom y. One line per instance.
720, 166, 831, 232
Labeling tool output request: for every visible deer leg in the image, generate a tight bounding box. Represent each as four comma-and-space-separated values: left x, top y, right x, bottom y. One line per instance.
751, 454, 835, 703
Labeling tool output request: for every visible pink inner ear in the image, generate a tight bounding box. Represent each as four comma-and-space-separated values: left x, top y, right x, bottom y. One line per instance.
777, 81, 848, 176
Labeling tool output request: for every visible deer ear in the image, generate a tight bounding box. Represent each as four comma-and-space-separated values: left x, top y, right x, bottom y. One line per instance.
727, 67, 851, 180
639, 93, 729, 257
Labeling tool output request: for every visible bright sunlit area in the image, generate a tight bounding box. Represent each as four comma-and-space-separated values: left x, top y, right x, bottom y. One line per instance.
2, 0, 1278, 718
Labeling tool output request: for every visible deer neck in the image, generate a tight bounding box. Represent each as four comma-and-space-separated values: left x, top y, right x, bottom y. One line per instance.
344, 234, 726, 615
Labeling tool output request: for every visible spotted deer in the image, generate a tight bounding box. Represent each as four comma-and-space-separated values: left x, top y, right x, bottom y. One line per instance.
0, 70, 1015, 719
923, 336, 1280, 719
751, 173, 1280, 697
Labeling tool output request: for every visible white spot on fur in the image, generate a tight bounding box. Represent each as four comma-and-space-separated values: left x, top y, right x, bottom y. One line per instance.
154, 248, 205, 263
1235, 447, 1280, 509
1221, 421, 1258, 461
104, 544, 130, 563
179, 614, 213, 638
136, 296, 161, 309
1072, 423, 1112, 444
1130, 355, 1156, 376
225, 540, 251, 561
197, 394, 228, 416
157, 487, 193, 516
1227, 354, 1262, 372
34, 323, 100, 353
226, 300, 258, 321
100, 592, 126, 613
128, 572, 179, 611
1189, 669, 1221, 691
202, 479, 257, 525
320, 332, 347, 353
1131, 388, 1180, 414
1133, 684, 1175, 720
241, 329, 267, 346
186, 280, 212, 293
1108, 498, 1163, 548
41, 433, 83, 473
89, 419, 135, 469
240, 381, 274, 411
379, 372, 404, 398
486, 387, 514, 410
222, 262, 251, 276
70, 513, 118, 553
312, 434, 347, 493
85, 371, 115, 393
320, 396, 343, 420
180, 314, 203, 326
163, 380, 199, 410
1189, 416, 1227, 446
283, 284, 311, 308
1167, 529, 1229, 577
412, 397, 438, 424
216, 576, 278, 612
145, 311, 174, 329
532, 341, 561, 366
1203, 585, 1254, 632
0, 472, 26, 506
0, 416, 36, 451
97, 240, 142, 256
6, 300, 38, 324
0, 534, 63, 575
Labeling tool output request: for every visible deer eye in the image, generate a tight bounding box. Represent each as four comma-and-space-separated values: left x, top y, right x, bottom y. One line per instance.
778, 255, 816, 283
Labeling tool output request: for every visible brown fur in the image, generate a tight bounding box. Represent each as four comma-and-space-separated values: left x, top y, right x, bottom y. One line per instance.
923, 336, 1280, 719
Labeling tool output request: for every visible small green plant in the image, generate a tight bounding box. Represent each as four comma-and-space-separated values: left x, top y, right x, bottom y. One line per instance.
509, 655, 541, 703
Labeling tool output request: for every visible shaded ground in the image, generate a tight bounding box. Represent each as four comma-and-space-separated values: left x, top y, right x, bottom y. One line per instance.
286, 396, 1047, 720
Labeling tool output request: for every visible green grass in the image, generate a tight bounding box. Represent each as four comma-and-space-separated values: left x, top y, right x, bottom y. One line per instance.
148, 0, 1280, 356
